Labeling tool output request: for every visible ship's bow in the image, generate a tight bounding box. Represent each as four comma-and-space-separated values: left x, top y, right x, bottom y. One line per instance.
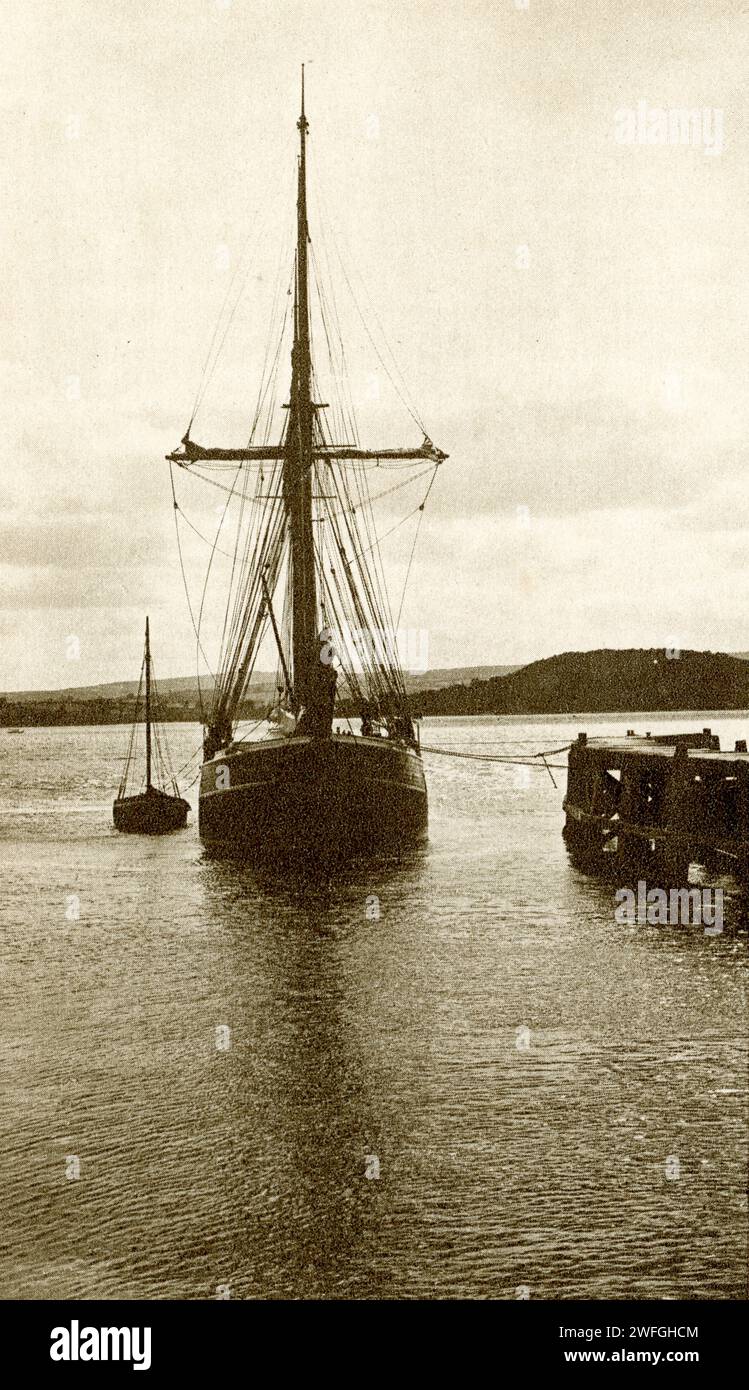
199, 733, 427, 860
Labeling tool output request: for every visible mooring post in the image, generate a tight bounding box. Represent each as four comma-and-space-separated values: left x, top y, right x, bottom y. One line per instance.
659, 741, 691, 886
738, 764, 749, 879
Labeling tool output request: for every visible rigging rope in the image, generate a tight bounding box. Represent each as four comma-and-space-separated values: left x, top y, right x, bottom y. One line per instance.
310, 144, 427, 434
396, 466, 438, 633
188, 143, 297, 433
169, 462, 216, 720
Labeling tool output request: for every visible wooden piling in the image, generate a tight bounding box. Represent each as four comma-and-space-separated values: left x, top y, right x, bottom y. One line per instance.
563, 728, 748, 885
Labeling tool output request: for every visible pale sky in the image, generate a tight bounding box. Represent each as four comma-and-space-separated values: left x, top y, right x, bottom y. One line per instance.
2, 0, 749, 690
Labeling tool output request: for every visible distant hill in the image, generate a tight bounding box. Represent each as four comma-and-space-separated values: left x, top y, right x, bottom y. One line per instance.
411, 649, 749, 717
3, 673, 219, 704
1, 665, 519, 704
6, 651, 748, 724
403, 665, 520, 691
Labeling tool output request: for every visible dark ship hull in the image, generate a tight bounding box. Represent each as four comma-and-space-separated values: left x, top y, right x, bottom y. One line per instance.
199, 733, 427, 860
113, 787, 190, 835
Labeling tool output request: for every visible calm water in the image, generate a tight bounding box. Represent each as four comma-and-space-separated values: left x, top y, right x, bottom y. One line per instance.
1, 713, 746, 1300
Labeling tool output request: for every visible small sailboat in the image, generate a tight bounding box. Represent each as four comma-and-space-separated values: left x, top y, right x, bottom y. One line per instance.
113, 618, 190, 834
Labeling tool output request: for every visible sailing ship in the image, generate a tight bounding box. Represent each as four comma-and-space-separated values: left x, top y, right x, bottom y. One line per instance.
113, 618, 190, 834
167, 72, 446, 860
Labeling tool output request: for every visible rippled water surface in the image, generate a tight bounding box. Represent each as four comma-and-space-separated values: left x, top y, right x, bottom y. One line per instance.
1, 714, 746, 1299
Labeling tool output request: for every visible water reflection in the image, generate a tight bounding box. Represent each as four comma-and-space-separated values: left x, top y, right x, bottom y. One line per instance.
197, 847, 430, 1298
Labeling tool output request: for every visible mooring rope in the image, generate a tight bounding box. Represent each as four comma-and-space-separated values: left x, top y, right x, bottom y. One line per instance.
419, 742, 572, 788
420, 743, 570, 764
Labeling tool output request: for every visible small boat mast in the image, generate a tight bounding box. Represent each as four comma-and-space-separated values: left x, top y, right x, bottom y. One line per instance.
144, 615, 152, 790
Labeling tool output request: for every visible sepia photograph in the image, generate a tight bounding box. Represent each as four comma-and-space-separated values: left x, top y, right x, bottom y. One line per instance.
1, 0, 746, 1353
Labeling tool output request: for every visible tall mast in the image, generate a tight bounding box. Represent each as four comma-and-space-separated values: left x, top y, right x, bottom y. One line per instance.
284, 64, 318, 711
144, 616, 152, 790
166, 73, 448, 747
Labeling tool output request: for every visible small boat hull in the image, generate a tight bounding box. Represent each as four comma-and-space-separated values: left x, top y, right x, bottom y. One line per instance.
113, 789, 190, 835
199, 733, 427, 861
